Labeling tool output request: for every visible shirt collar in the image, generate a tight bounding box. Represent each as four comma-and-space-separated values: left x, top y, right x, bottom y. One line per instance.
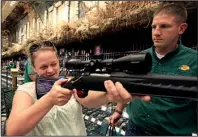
152, 44, 181, 60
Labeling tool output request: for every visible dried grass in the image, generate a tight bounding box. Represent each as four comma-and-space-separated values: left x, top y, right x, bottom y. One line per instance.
2, 43, 24, 57
53, 1, 162, 46
3, 1, 197, 58
24, 1, 162, 47
2, 1, 162, 57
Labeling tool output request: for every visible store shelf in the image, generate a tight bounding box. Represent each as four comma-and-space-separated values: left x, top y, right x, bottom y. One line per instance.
82, 105, 128, 136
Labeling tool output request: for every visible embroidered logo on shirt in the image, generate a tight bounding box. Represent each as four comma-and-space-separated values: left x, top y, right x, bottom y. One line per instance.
180, 65, 190, 71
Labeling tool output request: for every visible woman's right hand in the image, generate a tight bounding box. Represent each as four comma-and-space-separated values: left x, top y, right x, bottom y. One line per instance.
46, 79, 73, 106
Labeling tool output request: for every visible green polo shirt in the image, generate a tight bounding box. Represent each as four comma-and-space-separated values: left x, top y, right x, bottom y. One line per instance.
127, 44, 198, 135
7, 64, 16, 70
24, 58, 35, 83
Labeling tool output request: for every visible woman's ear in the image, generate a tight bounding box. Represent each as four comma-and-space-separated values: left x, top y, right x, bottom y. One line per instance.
33, 67, 37, 74
56, 54, 59, 59
178, 23, 188, 35
33, 67, 39, 77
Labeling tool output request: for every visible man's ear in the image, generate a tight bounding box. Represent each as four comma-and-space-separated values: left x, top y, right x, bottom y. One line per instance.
178, 23, 188, 35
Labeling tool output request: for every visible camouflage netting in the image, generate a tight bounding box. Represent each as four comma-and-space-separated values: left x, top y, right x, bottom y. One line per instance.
2, 1, 197, 58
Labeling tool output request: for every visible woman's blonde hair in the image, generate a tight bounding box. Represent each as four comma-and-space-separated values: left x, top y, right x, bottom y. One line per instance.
27, 40, 58, 67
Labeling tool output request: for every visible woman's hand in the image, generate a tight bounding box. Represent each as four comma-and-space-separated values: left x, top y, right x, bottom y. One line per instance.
46, 79, 73, 106
104, 80, 151, 104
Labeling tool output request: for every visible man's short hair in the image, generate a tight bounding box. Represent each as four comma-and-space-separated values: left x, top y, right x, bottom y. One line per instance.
153, 3, 187, 23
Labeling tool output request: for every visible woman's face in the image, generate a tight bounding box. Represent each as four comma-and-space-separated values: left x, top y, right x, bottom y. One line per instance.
33, 50, 60, 78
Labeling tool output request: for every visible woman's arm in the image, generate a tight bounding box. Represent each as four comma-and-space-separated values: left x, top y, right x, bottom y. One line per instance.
74, 90, 110, 108
6, 91, 54, 136
6, 79, 72, 136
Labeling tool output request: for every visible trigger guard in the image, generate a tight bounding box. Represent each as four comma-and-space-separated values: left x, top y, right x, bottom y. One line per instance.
76, 89, 88, 98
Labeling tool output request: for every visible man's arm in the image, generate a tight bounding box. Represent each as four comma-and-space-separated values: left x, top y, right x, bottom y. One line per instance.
115, 102, 126, 112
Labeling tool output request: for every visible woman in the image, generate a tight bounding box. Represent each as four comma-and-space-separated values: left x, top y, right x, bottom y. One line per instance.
6, 41, 111, 136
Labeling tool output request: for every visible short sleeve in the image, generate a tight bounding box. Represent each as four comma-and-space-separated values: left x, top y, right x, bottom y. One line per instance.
17, 82, 37, 102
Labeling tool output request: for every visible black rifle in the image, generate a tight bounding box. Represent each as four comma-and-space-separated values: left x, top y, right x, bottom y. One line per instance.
37, 53, 198, 101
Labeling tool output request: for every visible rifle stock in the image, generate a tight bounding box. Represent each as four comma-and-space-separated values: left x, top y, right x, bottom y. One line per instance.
62, 73, 198, 101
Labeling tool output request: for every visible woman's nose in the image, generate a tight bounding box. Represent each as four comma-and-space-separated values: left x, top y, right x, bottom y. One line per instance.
47, 67, 54, 73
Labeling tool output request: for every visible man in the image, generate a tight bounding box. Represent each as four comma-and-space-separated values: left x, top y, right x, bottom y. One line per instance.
105, 3, 197, 135
24, 58, 36, 83
7, 61, 16, 70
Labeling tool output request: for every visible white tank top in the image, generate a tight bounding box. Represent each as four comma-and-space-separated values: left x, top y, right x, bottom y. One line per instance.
17, 82, 87, 136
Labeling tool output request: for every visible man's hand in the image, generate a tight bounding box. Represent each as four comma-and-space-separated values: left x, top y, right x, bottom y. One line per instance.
104, 80, 151, 104
108, 111, 122, 126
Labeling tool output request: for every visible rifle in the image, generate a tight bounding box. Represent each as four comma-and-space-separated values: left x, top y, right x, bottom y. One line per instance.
36, 53, 198, 101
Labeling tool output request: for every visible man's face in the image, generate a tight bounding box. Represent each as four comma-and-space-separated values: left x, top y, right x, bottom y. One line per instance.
151, 13, 185, 49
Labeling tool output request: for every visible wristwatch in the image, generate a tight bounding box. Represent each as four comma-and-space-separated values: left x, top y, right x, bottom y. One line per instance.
115, 109, 123, 115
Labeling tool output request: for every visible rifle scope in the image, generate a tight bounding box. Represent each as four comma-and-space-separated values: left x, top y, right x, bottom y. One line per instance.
65, 53, 152, 74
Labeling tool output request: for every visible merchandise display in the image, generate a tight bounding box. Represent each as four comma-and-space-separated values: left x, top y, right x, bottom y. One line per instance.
82, 105, 129, 136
